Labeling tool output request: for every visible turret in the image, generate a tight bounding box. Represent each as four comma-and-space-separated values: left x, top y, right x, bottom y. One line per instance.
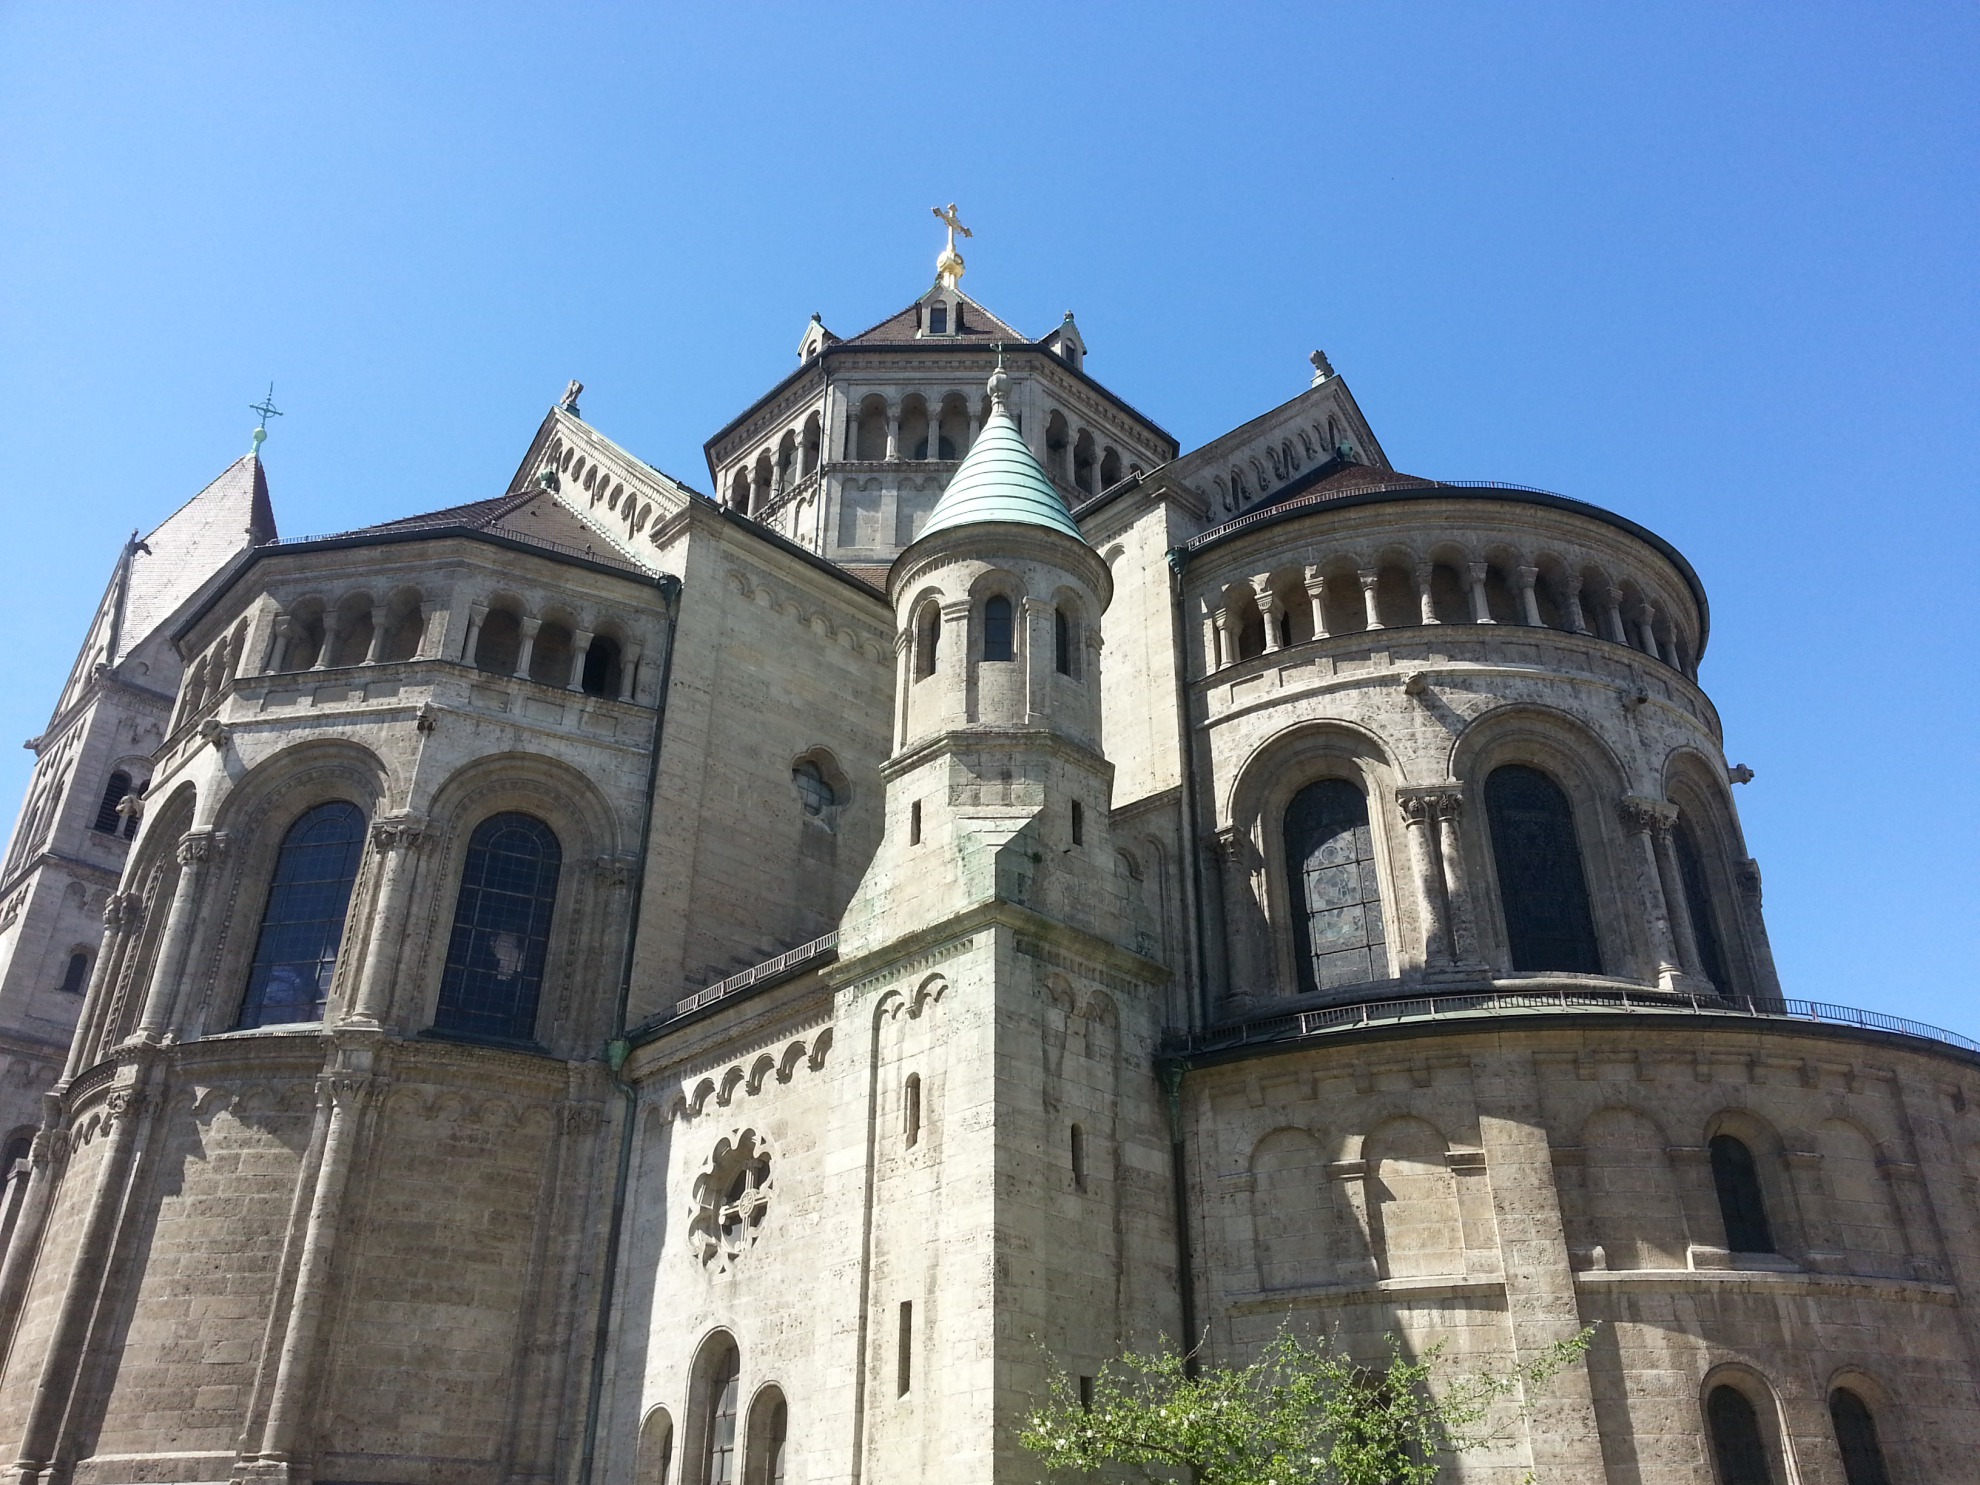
840, 362, 1125, 959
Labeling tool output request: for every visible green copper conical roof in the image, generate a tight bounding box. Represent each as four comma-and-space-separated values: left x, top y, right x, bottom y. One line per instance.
917, 370, 1084, 543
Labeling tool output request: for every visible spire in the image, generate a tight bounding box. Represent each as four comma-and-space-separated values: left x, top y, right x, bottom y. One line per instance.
916, 351, 1083, 543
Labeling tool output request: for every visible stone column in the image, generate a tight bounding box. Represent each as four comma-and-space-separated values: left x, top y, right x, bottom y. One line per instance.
1208, 827, 1263, 1008
66, 892, 143, 1079
617, 642, 643, 703
265, 613, 293, 674
0, 1112, 64, 1362
1561, 574, 1589, 634
1515, 566, 1542, 626
1396, 790, 1452, 967
1251, 576, 1283, 653
1303, 567, 1330, 639
1414, 562, 1438, 624
134, 831, 225, 1040
1633, 602, 1659, 655
252, 1065, 373, 1469
1466, 562, 1495, 624
1650, 819, 1706, 983
1357, 569, 1383, 630
309, 620, 332, 670
1430, 792, 1481, 966
513, 617, 542, 680
1211, 609, 1233, 670
341, 816, 427, 1028
414, 601, 441, 659
885, 405, 900, 461
939, 601, 971, 721
892, 630, 913, 752
463, 603, 488, 663
1618, 797, 1684, 990
567, 630, 594, 692
363, 604, 390, 663
966, 407, 981, 447
1602, 586, 1629, 644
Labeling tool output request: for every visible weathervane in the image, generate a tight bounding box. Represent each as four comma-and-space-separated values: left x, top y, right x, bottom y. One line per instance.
249, 383, 283, 454
932, 203, 972, 288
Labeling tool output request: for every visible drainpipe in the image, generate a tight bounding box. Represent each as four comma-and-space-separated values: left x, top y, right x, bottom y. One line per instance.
577, 570, 681, 1485
1164, 544, 1210, 1373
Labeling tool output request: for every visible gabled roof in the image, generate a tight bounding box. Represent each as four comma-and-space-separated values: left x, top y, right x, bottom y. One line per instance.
842, 288, 1028, 347
337, 487, 649, 574
917, 387, 1083, 543
117, 453, 277, 660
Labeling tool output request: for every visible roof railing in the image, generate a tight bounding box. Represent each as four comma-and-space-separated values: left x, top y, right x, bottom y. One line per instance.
1162, 988, 1980, 1061
664, 931, 840, 1022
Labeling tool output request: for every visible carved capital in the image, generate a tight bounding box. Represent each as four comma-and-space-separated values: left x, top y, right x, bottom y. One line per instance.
1397, 785, 1463, 825
103, 890, 145, 933
176, 830, 227, 867
1617, 796, 1677, 836
321, 1072, 373, 1110
1206, 825, 1255, 868
1736, 857, 1764, 900
1514, 565, 1539, 591
102, 1087, 149, 1125
369, 814, 429, 853
1356, 568, 1380, 593
560, 1102, 605, 1135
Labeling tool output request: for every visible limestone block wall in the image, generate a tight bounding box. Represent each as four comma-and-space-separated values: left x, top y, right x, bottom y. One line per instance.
1182, 1015, 1980, 1484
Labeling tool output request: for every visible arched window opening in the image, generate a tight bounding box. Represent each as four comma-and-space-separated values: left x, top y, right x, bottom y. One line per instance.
937, 397, 968, 460
1234, 603, 1266, 661
1054, 606, 1074, 676
744, 1390, 788, 1485
582, 635, 624, 698
529, 622, 575, 687
751, 454, 773, 513
1482, 564, 1521, 625
1072, 430, 1097, 494
284, 610, 326, 671
92, 771, 133, 834
1829, 1389, 1893, 1485
1430, 563, 1470, 624
914, 606, 940, 679
475, 609, 524, 674
792, 761, 836, 817
1071, 1123, 1087, 1190
637, 1408, 675, 1485
730, 468, 751, 512
1283, 778, 1388, 994
239, 801, 366, 1029
700, 1345, 741, 1485
900, 398, 931, 460
903, 1073, 921, 1147
58, 951, 89, 995
1710, 1134, 1775, 1254
775, 432, 797, 488
854, 398, 888, 461
434, 813, 562, 1043
1483, 765, 1601, 974
801, 414, 821, 476
1100, 448, 1122, 489
1046, 412, 1071, 483
982, 595, 1015, 662
1375, 565, 1416, 628
378, 600, 424, 663
1706, 1385, 1776, 1485
328, 603, 375, 668
1675, 817, 1731, 992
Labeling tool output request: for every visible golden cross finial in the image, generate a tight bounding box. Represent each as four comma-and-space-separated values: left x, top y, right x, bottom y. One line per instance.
932, 203, 973, 288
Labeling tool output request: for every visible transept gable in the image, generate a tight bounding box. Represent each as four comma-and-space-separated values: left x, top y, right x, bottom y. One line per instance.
505, 405, 702, 570
1168, 374, 1393, 528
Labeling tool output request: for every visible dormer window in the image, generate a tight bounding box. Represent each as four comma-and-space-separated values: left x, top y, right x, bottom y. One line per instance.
928, 303, 949, 335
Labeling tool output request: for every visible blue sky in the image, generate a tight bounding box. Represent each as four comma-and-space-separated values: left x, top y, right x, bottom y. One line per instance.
1, 4, 1973, 1031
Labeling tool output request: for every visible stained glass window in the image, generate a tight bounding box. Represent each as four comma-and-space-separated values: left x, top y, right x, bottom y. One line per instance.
1710, 1134, 1775, 1254
704, 1347, 740, 1485
239, 801, 366, 1028
1675, 817, 1732, 992
982, 595, 1014, 662
1706, 1386, 1776, 1485
1483, 765, 1601, 974
1829, 1390, 1893, 1485
1283, 778, 1387, 995
434, 812, 561, 1043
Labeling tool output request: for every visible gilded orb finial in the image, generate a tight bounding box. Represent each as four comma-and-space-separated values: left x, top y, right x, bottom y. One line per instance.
932, 203, 973, 288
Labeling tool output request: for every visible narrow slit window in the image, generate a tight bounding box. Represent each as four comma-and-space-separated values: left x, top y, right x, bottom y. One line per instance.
1054, 606, 1073, 675
1071, 800, 1084, 846
909, 801, 922, 846
904, 1073, 922, 1147
1078, 1376, 1095, 1412
982, 595, 1015, 662
897, 1301, 913, 1396
1071, 1123, 1087, 1191
57, 951, 89, 995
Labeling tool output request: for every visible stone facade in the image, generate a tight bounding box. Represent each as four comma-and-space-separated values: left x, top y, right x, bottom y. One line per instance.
0, 265, 1971, 1485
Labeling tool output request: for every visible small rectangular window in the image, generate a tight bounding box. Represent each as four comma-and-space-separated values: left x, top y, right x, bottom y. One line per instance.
904, 1073, 921, 1147
928, 304, 948, 335
1070, 800, 1084, 847
897, 1301, 913, 1396
909, 800, 922, 845
1071, 1122, 1087, 1191
1078, 1375, 1095, 1412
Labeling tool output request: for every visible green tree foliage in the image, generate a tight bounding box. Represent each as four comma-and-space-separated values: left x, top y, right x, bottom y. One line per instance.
1019, 1326, 1594, 1485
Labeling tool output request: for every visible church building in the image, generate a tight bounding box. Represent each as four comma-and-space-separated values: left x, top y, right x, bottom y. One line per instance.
0, 224, 1972, 1485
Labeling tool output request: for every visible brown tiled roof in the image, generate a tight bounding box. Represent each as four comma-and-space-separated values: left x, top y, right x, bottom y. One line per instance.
320, 490, 648, 573
843, 291, 1028, 347
835, 563, 892, 593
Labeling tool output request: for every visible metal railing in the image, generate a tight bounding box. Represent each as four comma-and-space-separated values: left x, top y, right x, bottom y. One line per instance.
667, 931, 840, 1021
1164, 988, 1980, 1061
